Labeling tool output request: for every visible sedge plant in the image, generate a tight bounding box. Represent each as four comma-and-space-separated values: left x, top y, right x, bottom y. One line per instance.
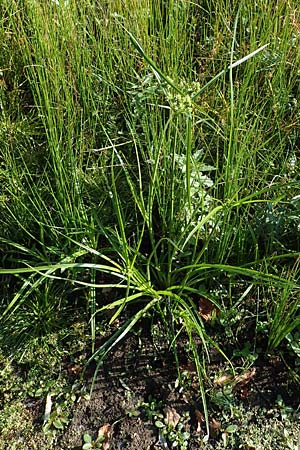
1, 0, 300, 438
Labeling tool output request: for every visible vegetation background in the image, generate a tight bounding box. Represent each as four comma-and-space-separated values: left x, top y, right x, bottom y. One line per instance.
0, 0, 300, 448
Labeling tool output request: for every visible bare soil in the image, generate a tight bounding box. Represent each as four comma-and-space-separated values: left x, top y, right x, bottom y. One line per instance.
30, 330, 299, 450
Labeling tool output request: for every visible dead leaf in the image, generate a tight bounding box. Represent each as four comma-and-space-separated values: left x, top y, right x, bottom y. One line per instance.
181, 393, 190, 404
214, 373, 234, 387
195, 409, 205, 433
209, 418, 221, 438
67, 364, 82, 376
238, 386, 249, 398
198, 297, 220, 321
233, 368, 256, 387
198, 297, 219, 321
233, 368, 256, 397
210, 418, 221, 430
165, 406, 180, 429
214, 368, 256, 389
98, 423, 112, 450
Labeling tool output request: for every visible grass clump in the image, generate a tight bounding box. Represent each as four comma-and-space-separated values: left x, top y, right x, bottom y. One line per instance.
1, 0, 300, 444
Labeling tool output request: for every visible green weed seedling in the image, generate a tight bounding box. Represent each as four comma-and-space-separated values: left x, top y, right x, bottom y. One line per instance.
82, 433, 104, 450
43, 382, 83, 438
43, 405, 69, 435
141, 396, 164, 422
142, 396, 190, 450
155, 410, 191, 450
82, 424, 111, 450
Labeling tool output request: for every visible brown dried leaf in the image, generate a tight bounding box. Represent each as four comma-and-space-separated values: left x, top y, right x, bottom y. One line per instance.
214, 368, 256, 389
209, 418, 221, 438
98, 423, 112, 450
238, 386, 249, 398
67, 364, 82, 376
165, 406, 181, 429
234, 367, 256, 387
214, 373, 234, 387
198, 297, 218, 321
181, 393, 190, 404
210, 418, 221, 431
195, 409, 205, 433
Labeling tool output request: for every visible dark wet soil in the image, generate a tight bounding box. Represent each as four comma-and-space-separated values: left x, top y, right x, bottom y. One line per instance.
61, 335, 191, 450
37, 330, 299, 450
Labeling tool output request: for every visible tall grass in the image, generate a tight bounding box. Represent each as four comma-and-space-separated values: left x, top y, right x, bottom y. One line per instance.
1, 0, 300, 436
